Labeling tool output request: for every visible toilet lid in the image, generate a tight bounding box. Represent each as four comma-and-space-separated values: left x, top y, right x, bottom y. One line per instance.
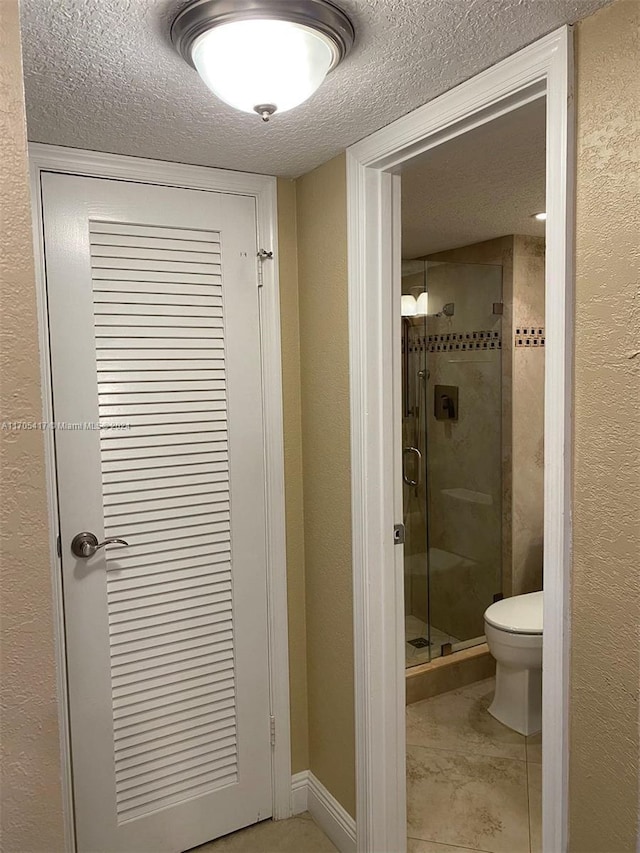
484, 591, 543, 634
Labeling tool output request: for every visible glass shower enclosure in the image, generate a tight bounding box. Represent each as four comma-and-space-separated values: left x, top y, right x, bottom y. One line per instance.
402, 259, 503, 667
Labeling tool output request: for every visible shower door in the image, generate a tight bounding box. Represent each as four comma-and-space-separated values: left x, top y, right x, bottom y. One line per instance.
403, 260, 503, 667
402, 261, 431, 666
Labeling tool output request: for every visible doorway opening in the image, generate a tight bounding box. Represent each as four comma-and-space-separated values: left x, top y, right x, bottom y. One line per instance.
347, 27, 573, 853
399, 96, 546, 851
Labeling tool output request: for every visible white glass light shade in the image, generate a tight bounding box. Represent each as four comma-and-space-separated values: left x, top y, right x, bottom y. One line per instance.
401, 295, 417, 317
416, 292, 429, 316
191, 19, 335, 115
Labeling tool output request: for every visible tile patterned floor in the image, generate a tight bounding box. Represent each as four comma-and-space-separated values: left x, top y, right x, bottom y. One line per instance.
190, 812, 337, 852
406, 614, 461, 667
407, 677, 542, 853
189, 677, 541, 853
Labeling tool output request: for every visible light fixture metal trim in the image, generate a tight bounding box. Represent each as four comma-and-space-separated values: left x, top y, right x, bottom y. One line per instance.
171, 0, 355, 71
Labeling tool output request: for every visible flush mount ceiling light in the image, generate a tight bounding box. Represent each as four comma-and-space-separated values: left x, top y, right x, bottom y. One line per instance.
171, 0, 355, 121
532, 212, 547, 220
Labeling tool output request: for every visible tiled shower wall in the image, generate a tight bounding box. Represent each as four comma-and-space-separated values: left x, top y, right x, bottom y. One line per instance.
421, 261, 503, 641
509, 236, 545, 595
403, 236, 544, 639
421, 236, 545, 612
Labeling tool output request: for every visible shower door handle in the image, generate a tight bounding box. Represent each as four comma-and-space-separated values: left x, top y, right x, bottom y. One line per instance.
402, 446, 422, 487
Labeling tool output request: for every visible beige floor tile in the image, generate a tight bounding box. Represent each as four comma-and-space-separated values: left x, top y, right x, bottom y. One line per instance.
526, 731, 542, 764
406, 678, 527, 762
191, 813, 337, 853
407, 745, 530, 853
408, 837, 479, 852
527, 761, 542, 853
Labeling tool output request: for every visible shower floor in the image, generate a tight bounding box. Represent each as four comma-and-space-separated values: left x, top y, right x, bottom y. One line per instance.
405, 615, 461, 667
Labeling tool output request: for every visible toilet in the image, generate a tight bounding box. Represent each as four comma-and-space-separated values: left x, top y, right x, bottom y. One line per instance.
484, 591, 543, 736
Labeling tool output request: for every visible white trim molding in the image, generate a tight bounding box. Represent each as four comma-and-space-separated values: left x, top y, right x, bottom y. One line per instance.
291, 771, 310, 816
291, 772, 356, 853
28, 143, 292, 843
347, 27, 574, 853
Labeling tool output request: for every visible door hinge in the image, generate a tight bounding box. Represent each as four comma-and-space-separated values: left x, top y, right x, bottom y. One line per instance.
393, 523, 405, 545
257, 249, 273, 289
56, 534, 62, 558
270, 715, 276, 747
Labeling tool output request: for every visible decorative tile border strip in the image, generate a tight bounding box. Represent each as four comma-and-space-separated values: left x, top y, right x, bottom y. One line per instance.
515, 326, 545, 348
404, 329, 502, 353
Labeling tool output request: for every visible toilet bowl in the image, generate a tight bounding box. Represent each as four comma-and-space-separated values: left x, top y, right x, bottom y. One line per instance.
484, 591, 543, 736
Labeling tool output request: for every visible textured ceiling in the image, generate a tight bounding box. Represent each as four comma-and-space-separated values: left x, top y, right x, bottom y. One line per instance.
402, 97, 546, 257
20, 0, 611, 178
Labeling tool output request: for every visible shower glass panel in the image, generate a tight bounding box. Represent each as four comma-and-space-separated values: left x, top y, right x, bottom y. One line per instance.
402, 261, 430, 665
403, 260, 503, 668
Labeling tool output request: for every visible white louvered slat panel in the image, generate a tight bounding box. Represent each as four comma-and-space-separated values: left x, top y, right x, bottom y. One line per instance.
92, 246, 222, 264
91, 270, 222, 284
115, 730, 236, 777
114, 723, 236, 769
111, 645, 234, 689
111, 647, 235, 691
94, 292, 224, 308
90, 232, 221, 252
111, 552, 229, 592
95, 303, 223, 317
105, 510, 229, 538
90, 220, 238, 823
101, 430, 227, 450
105, 507, 230, 535
109, 584, 232, 618
103, 497, 230, 526
113, 671, 235, 710
103, 459, 228, 480
91, 256, 221, 275
111, 603, 231, 636
99, 383, 226, 398
90, 222, 222, 242
96, 314, 224, 327
106, 513, 229, 539
94, 280, 223, 296
101, 437, 228, 456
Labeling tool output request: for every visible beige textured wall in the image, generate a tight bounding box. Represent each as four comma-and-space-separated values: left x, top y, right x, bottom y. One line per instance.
570, 2, 640, 851
0, 2, 66, 851
276, 179, 309, 774
295, 154, 356, 817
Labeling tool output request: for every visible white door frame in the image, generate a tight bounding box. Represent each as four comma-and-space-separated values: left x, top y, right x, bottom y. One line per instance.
29, 143, 292, 852
347, 27, 574, 853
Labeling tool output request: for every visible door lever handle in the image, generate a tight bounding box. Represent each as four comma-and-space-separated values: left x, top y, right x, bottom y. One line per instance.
71, 531, 129, 559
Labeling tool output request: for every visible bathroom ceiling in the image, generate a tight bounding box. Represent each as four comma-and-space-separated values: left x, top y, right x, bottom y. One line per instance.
401, 98, 546, 257
20, 0, 611, 178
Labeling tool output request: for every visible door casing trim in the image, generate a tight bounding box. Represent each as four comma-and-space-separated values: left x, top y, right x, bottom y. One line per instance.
346, 26, 574, 853
29, 143, 292, 852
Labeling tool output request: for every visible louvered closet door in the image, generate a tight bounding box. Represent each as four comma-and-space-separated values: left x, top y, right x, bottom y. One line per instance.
42, 173, 273, 853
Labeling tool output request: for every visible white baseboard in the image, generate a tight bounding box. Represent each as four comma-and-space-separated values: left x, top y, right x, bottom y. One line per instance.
291, 771, 310, 816
290, 771, 356, 853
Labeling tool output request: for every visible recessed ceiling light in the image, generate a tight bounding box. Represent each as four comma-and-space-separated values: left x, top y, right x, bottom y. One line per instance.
171, 0, 355, 121
532, 212, 547, 221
